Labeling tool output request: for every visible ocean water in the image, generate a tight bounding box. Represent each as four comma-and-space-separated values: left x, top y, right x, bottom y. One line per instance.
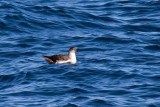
0, 0, 160, 106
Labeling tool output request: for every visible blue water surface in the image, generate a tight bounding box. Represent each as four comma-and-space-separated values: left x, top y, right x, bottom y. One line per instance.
0, 0, 160, 106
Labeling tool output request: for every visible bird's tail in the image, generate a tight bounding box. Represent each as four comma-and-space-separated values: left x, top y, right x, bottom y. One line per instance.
42, 56, 54, 64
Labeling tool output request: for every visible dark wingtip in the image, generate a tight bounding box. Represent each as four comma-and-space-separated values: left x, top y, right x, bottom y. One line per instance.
42, 56, 47, 58
42, 56, 54, 64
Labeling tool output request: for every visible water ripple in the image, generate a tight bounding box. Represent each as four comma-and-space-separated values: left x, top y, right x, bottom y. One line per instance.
0, 0, 160, 106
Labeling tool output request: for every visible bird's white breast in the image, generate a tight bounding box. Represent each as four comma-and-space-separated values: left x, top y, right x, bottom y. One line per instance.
69, 52, 76, 64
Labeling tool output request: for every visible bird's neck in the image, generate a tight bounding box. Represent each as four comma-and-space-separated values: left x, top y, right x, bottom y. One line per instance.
69, 52, 76, 64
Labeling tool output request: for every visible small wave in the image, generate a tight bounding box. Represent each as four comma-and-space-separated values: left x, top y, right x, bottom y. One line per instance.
141, 0, 160, 6
149, 75, 160, 81
0, 20, 7, 29
146, 39, 160, 45
0, 74, 16, 83
21, 51, 37, 56
129, 18, 158, 23
139, 93, 160, 99
17, 37, 41, 44
79, 47, 105, 52
64, 20, 108, 29
0, 50, 36, 58
42, 42, 55, 47
94, 36, 139, 44
67, 88, 91, 94
5, 14, 24, 21
0, 42, 15, 48
0, 72, 26, 89
62, 103, 79, 107
72, 96, 89, 101
15, 43, 32, 48
87, 99, 114, 106
0, 51, 21, 58
0, 2, 15, 9
144, 45, 160, 51
18, 21, 40, 30
94, 59, 111, 64
30, 5, 63, 17
122, 24, 160, 32
102, 89, 131, 95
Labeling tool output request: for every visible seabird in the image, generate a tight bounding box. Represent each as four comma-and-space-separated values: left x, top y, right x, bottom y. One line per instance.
43, 47, 77, 64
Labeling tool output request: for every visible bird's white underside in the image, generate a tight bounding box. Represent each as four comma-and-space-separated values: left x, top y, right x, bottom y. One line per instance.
56, 51, 77, 64
56, 60, 70, 64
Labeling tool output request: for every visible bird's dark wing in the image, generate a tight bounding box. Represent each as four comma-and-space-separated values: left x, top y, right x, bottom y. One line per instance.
53, 54, 69, 60
43, 54, 69, 64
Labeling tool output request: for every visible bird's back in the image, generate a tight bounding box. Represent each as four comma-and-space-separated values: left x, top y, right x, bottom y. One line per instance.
43, 54, 69, 64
